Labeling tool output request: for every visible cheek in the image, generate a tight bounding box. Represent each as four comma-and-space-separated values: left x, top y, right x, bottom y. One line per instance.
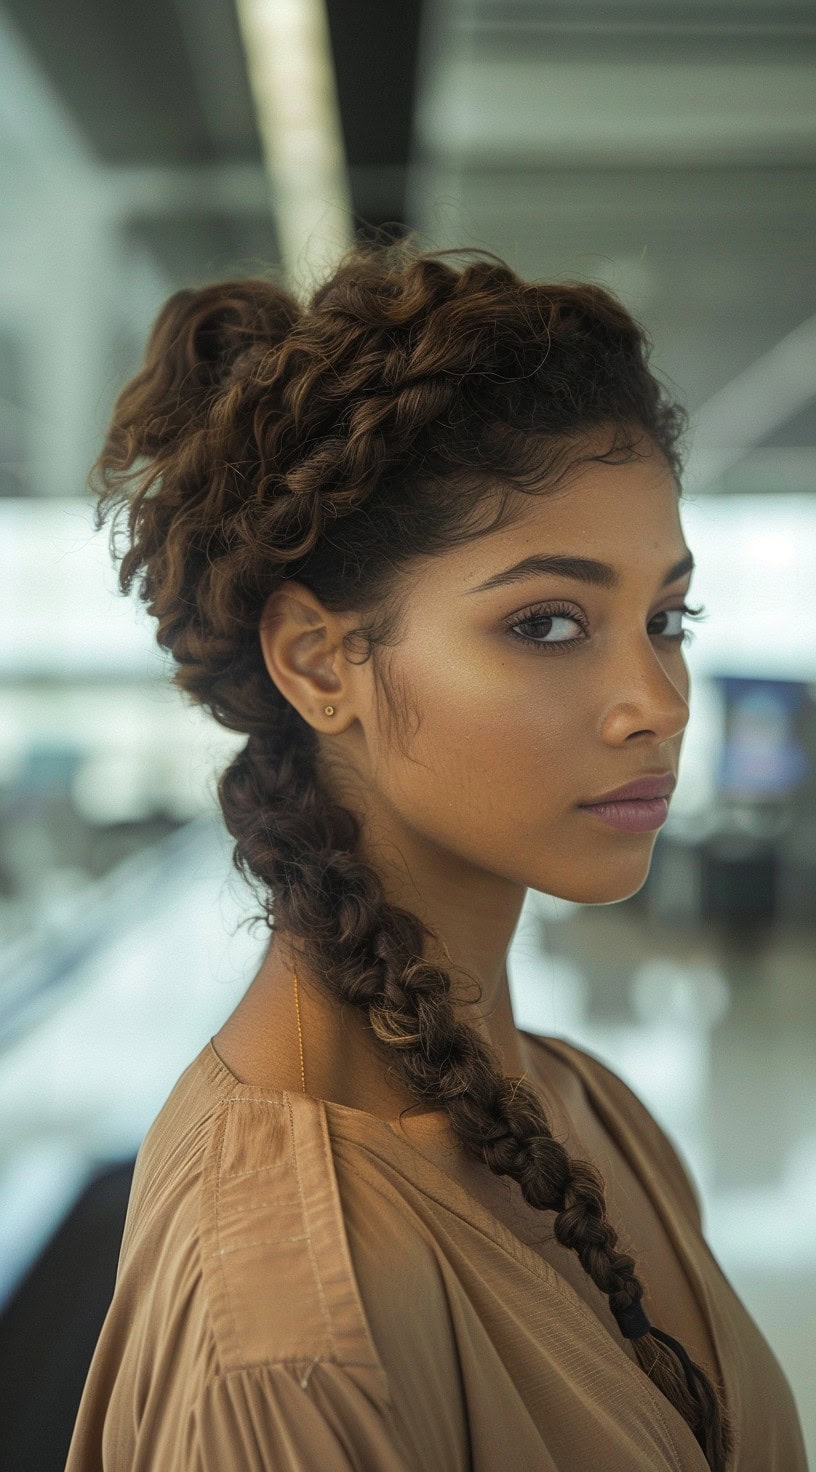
403, 642, 586, 802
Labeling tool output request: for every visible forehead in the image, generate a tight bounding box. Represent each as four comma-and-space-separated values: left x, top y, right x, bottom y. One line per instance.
447, 452, 686, 591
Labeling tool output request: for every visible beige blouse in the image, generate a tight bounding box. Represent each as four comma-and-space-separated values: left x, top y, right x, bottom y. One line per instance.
64, 1030, 808, 1471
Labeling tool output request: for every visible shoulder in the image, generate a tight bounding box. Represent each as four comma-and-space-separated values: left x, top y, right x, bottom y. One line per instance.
523, 1030, 704, 1230
195, 1086, 391, 1402
121, 1049, 394, 1397
202, 1096, 474, 1468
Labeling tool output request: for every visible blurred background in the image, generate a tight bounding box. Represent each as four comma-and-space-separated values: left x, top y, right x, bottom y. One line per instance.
0, 0, 814, 1466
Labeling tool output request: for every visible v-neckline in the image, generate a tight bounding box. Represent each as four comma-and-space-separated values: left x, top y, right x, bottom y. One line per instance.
322, 1029, 738, 1470
526, 1034, 738, 1451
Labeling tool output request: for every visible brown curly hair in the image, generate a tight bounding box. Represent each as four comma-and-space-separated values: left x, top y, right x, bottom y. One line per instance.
90, 234, 731, 1470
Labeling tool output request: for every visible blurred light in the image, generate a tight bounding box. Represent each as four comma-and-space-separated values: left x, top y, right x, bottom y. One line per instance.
0, 1142, 89, 1313
705, 1135, 816, 1272
744, 530, 796, 568
0, 499, 161, 677
71, 751, 162, 825
630, 958, 731, 1028
679, 494, 816, 680
509, 950, 590, 1036
234, 0, 354, 289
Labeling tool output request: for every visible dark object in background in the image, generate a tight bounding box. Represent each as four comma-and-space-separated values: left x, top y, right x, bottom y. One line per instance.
701, 834, 778, 925
701, 834, 779, 949
0, 1158, 135, 1472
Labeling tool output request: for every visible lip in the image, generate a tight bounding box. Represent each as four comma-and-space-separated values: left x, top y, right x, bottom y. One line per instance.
578, 772, 676, 805
578, 796, 669, 832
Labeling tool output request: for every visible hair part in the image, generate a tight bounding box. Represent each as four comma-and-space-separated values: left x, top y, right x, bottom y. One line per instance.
90, 233, 731, 1469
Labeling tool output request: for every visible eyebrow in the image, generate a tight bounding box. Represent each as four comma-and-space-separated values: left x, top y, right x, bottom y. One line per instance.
465, 548, 695, 596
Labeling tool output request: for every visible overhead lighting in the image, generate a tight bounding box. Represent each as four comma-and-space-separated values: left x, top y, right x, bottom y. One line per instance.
234, 0, 354, 289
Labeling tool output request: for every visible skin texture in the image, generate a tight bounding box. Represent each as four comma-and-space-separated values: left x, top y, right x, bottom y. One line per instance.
213, 437, 692, 1121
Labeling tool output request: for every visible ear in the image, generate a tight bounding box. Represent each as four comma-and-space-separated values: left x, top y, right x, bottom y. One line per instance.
258, 582, 349, 729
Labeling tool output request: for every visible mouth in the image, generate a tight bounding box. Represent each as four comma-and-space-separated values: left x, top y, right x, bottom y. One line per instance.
577, 795, 670, 832
578, 772, 676, 805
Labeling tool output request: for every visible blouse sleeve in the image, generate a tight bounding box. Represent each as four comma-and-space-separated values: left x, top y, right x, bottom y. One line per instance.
185, 1360, 414, 1472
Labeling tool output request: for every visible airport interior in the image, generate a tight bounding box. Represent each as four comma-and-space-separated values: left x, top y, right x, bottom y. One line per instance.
0, 1, 814, 1466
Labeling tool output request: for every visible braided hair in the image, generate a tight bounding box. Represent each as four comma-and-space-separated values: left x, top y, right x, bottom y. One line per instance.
90, 234, 731, 1470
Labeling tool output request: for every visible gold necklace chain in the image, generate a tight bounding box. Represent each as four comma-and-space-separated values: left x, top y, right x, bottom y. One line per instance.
293, 968, 306, 1094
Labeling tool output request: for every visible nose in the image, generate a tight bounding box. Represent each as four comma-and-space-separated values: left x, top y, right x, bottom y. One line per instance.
596, 640, 690, 744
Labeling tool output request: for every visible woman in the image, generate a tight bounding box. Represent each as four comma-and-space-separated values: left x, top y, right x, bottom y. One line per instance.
65, 238, 807, 1471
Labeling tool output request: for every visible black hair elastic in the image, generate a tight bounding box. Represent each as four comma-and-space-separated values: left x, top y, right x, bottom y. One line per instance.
614, 1298, 652, 1339
614, 1301, 699, 1394
613, 1300, 707, 1451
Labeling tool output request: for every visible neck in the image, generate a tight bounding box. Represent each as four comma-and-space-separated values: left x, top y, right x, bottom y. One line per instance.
213, 932, 533, 1120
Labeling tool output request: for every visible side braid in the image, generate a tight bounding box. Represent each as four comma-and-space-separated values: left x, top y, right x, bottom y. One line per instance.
219, 727, 733, 1472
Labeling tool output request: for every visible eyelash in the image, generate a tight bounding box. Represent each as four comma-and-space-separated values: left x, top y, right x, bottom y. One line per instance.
504, 599, 708, 655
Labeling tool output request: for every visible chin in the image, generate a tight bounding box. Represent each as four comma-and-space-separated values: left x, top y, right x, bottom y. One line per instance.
548, 866, 652, 907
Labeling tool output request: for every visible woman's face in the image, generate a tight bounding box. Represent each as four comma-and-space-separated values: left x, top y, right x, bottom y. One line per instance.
353, 440, 693, 907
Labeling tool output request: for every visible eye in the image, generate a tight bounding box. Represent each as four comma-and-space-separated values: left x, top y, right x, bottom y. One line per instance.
649, 603, 708, 646
504, 600, 708, 655
504, 600, 588, 656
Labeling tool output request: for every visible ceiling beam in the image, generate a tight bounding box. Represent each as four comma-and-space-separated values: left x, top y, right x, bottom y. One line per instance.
684, 311, 816, 493
323, 0, 426, 239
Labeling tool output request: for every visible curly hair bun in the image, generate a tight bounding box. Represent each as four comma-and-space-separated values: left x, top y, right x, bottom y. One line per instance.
124, 279, 302, 455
